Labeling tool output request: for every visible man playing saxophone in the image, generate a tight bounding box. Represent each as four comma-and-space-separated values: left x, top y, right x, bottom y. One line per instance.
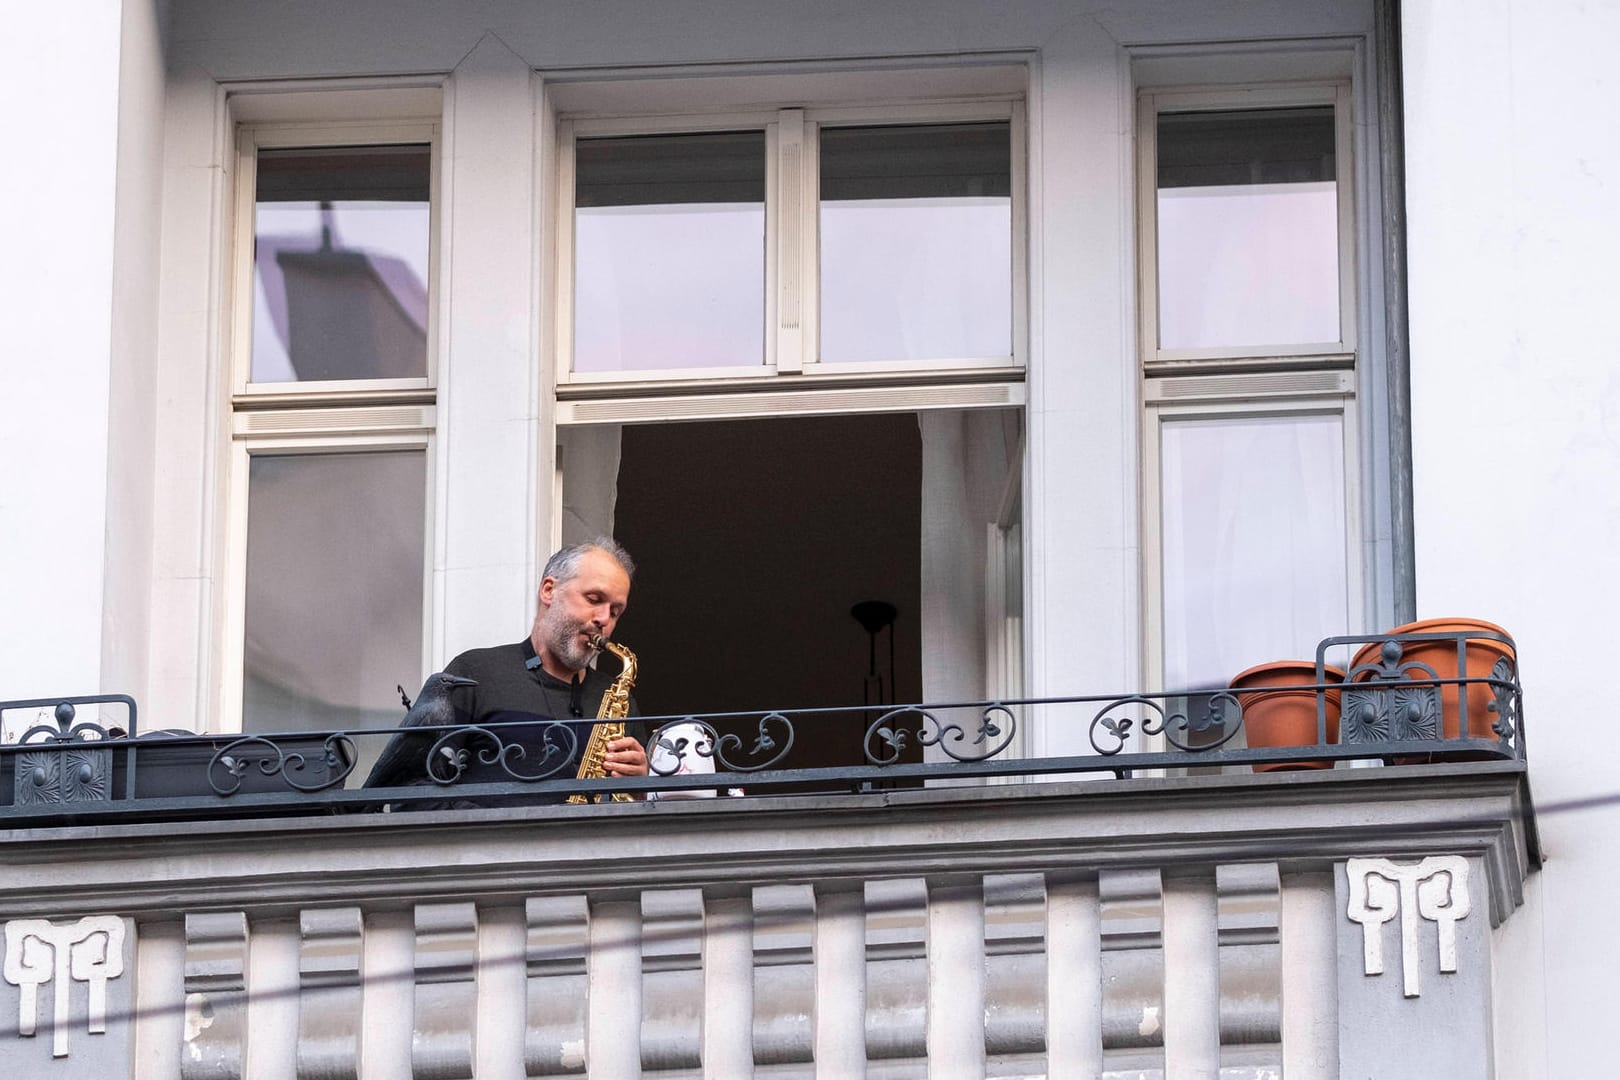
364, 539, 648, 803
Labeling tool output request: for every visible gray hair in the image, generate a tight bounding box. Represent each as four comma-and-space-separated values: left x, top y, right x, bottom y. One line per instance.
543, 538, 636, 585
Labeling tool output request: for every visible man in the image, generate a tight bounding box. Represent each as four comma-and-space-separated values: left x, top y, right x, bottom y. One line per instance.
365, 539, 648, 803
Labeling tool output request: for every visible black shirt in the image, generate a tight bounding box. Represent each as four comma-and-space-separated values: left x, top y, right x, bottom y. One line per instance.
367, 639, 643, 806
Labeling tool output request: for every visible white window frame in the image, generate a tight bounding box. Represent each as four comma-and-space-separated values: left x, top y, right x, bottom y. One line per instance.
218, 90, 444, 732
1135, 61, 1374, 760
230, 119, 442, 401
1136, 82, 1356, 370
553, 96, 1027, 394
1140, 371, 1364, 701
218, 425, 437, 733
542, 62, 1035, 727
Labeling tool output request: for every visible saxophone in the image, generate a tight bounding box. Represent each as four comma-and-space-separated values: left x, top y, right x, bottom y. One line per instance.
567, 634, 637, 804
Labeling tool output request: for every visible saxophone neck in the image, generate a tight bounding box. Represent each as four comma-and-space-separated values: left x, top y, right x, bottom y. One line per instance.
588, 634, 637, 683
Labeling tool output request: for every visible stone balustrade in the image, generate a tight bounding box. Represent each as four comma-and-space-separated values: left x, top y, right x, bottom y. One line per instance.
0, 763, 1533, 1078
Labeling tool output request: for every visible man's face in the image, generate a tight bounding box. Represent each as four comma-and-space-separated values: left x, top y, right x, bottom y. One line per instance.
532, 548, 632, 675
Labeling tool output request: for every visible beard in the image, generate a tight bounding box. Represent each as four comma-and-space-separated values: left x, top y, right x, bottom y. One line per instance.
540, 608, 597, 674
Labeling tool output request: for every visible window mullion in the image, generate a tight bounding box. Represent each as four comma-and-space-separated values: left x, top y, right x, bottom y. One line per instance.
774, 109, 808, 374
555, 122, 578, 391
1334, 83, 1357, 354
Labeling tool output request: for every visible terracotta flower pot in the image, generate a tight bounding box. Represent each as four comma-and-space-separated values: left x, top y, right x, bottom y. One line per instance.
1229, 661, 1344, 772
1347, 618, 1515, 754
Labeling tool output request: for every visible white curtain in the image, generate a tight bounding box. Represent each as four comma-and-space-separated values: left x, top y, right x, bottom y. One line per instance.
918, 409, 1021, 756
558, 424, 623, 545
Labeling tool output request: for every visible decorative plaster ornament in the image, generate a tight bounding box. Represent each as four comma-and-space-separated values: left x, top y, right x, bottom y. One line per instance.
1346, 856, 1470, 997
3, 916, 126, 1058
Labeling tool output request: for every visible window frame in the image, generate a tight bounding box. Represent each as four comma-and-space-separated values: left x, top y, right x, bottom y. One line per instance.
219, 97, 444, 733
542, 63, 1035, 743
1135, 65, 1374, 758
1136, 82, 1357, 370
229, 119, 443, 401
218, 426, 437, 735
552, 99, 1027, 392
1140, 372, 1365, 700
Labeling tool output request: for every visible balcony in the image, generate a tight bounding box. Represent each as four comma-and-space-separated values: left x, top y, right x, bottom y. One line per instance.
0, 630, 1538, 1077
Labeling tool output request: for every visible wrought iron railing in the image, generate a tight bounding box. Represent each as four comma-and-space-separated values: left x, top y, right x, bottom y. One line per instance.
0, 629, 1523, 824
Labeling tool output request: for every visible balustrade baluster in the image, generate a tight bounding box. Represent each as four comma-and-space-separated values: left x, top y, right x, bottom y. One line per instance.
359, 909, 414, 1079
925, 875, 986, 1079
587, 896, 644, 1078
701, 887, 755, 1076
1161, 868, 1220, 1079
133, 919, 184, 1078
1045, 871, 1103, 1077
476, 904, 528, 1080
297, 907, 362, 1079
1280, 867, 1340, 1079
812, 881, 867, 1078
411, 902, 477, 1077
244, 916, 299, 1080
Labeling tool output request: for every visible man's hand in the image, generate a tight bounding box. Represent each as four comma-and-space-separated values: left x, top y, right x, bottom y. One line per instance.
603, 736, 648, 777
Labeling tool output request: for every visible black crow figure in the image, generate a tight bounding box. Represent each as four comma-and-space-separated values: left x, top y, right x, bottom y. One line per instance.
362, 672, 477, 790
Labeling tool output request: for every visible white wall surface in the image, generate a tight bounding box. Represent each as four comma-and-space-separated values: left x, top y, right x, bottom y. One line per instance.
162, 0, 1371, 78
102, 0, 169, 711
438, 36, 543, 660
0, 1, 125, 700
1404, 1, 1620, 1075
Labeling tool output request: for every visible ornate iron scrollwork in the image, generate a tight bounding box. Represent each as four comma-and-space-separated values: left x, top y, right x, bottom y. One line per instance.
644, 714, 794, 775
863, 705, 1017, 766
716, 713, 796, 773
422, 723, 577, 785
1487, 657, 1519, 740
1342, 638, 1443, 744
1089, 693, 1243, 755
13, 702, 113, 807
208, 734, 357, 795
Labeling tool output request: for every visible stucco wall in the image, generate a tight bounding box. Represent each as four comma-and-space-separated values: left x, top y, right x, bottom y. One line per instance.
0, 2, 127, 699
1403, 1, 1620, 1075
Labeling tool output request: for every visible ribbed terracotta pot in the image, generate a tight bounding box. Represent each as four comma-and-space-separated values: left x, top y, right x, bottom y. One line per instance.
1348, 618, 1515, 750
1229, 661, 1344, 772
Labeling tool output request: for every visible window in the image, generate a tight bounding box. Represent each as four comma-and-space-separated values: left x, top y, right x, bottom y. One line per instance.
1138, 81, 1364, 706
817, 121, 1013, 364
1154, 106, 1341, 352
554, 96, 1025, 390
1139, 85, 1354, 367
546, 67, 1030, 762
222, 109, 440, 736
573, 130, 767, 374
1145, 389, 1360, 696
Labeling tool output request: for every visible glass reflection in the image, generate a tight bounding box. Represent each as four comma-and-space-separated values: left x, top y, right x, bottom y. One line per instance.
1160, 414, 1347, 692
252, 145, 431, 383
574, 131, 765, 372
1156, 107, 1339, 350
243, 451, 425, 741
820, 122, 1012, 363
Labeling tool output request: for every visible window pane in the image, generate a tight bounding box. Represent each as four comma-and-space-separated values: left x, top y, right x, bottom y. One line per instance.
1160, 414, 1347, 691
252, 145, 432, 383
1156, 107, 1339, 350
820, 122, 1012, 363
574, 131, 766, 372
243, 451, 425, 735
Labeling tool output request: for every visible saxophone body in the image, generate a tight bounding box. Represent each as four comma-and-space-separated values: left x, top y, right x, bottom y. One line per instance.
568, 635, 637, 804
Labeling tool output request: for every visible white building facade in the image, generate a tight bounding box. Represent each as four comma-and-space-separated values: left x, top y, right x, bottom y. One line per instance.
0, 0, 1611, 1075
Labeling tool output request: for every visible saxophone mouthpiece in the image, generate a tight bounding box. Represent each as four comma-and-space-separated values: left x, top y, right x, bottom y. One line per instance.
586, 633, 605, 652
